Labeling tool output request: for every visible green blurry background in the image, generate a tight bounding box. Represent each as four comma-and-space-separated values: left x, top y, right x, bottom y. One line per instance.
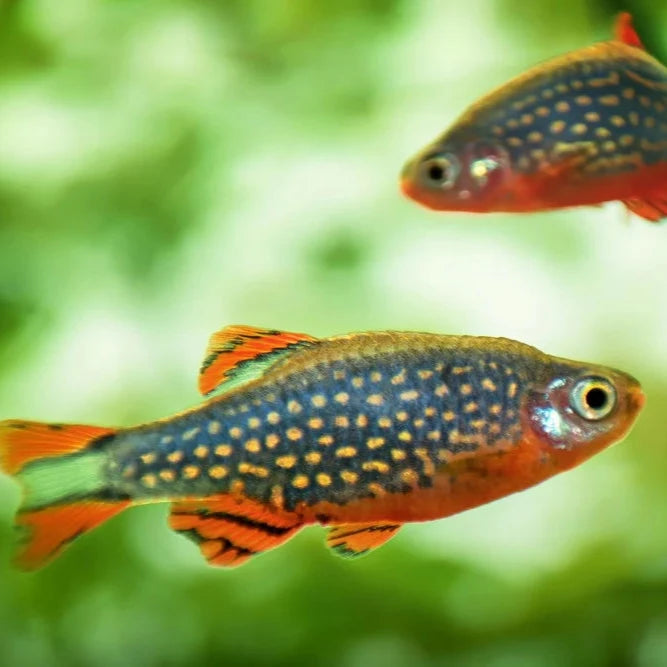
1, 1, 666, 665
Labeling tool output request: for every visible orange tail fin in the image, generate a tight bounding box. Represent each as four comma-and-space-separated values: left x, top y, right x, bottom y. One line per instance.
0, 419, 129, 570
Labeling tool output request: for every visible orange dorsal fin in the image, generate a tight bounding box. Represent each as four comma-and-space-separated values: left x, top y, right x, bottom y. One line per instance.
623, 196, 667, 222
15, 500, 130, 570
198, 325, 317, 396
614, 12, 644, 49
326, 523, 402, 558
0, 421, 113, 475
169, 495, 302, 567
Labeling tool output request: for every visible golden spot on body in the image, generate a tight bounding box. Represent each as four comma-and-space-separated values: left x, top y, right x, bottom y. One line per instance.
555, 101, 570, 113
367, 393, 384, 406
645, 117, 656, 128
368, 482, 386, 497
541, 88, 555, 99
367, 437, 385, 450
506, 118, 519, 129
182, 427, 200, 441
267, 411, 281, 425
490, 404, 502, 416
287, 427, 303, 441
335, 392, 349, 405
356, 414, 368, 428
229, 426, 243, 439
508, 382, 518, 398
452, 366, 472, 375
520, 113, 534, 125
352, 376, 364, 389
599, 94, 619, 106
276, 455, 297, 469
535, 106, 550, 117
655, 101, 665, 113
531, 149, 546, 161
610, 115, 625, 127
460, 384, 473, 396
341, 470, 359, 484
427, 430, 441, 441
396, 410, 409, 422
490, 423, 502, 435
398, 430, 412, 442
308, 417, 324, 429
619, 134, 634, 147
333, 369, 346, 380
571, 123, 587, 135
336, 446, 357, 458
418, 369, 434, 380
140, 452, 156, 465
318, 434, 334, 446
639, 95, 651, 107
575, 95, 592, 106
424, 406, 436, 417
555, 83, 568, 94
160, 435, 173, 445
443, 410, 456, 422
481, 378, 497, 391
391, 370, 406, 385
507, 136, 523, 148
215, 444, 232, 457
550, 120, 566, 134
464, 401, 479, 413
183, 465, 199, 480
492, 125, 504, 136
378, 416, 392, 428
527, 131, 543, 143
517, 156, 531, 170
622, 87, 635, 99
413, 418, 425, 428
207, 421, 221, 436
265, 433, 280, 449
370, 371, 383, 382
434, 384, 449, 397
244, 438, 261, 453
311, 395, 327, 409
230, 479, 245, 495
362, 461, 390, 474
288, 400, 302, 415
239, 404, 250, 413
271, 485, 284, 509
209, 465, 228, 479
584, 111, 600, 123
602, 140, 616, 152
400, 469, 418, 485
400, 389, 419, 401
292, 474, 309, 489
629, 111, 640, 126
194, 445, 209, 458
414, 448, 435, 476
595, 127, 611, 138
571, 80, 583, 89
335, 416, 350, 428
122, 464, 136, 479
141, 473, 157, 488
247, 417, 261, 429
391, 449, 406, 461
471, 419, 486, 430
488, 362, 498, 370
316, 473, 332, 487
305, 451, 322, 465
437, 449, 450, 462
512, 100, 525, 111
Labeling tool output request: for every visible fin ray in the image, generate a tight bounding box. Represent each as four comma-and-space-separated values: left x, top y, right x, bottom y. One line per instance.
623, 196, 667, 222
327, 523, 402, 558
614, 12, 644, 49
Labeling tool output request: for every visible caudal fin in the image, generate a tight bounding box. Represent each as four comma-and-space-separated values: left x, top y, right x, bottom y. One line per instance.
0, 420, 130, 570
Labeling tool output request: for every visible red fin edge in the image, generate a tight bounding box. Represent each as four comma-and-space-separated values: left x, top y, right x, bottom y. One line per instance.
16, 500, 131, 570
198, 325, 317, 396
614, 12, 644, 49
0, 421, 114, 475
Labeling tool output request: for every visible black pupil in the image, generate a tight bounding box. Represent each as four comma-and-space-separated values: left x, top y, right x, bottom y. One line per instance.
585, 387, 608, 410
428, 164, 445, 181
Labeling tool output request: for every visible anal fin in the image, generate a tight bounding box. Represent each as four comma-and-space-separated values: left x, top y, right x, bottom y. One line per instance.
169, 495, 302, 567
623, 196, 667, 222
327, 523, 402, 559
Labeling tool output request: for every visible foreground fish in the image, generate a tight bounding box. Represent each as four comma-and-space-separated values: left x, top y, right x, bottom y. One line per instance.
401, 13, 667, 221
0, 325, 644, 569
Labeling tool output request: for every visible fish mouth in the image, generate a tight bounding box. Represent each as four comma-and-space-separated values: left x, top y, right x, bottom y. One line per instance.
628, 384, 646, 412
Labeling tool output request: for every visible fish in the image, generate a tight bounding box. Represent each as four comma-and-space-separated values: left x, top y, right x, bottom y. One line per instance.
400, 13, 667, 222
0, 325, 644, 570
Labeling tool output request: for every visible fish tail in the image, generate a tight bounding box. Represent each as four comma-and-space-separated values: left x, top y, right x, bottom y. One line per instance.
0, 420, 131, 570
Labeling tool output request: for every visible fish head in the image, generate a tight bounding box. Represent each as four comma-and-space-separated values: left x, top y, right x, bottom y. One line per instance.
400, 133, 516, 212
521, 359, 644, 471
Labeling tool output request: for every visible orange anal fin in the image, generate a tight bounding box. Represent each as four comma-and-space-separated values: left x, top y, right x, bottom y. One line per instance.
623, 196, 667, 222
198, 325, 317, 396
15, 500, 131, 570
169, 495, 302, 567
614, 12, 644, 49
326, 523, 402, 559
0, 420, 113, 475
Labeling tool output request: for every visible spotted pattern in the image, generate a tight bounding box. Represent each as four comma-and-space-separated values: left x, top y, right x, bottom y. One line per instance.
108, 342, 529, 512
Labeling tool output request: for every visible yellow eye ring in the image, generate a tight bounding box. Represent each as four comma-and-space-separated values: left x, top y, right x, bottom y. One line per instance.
570, 377, 617, 421
421, 154, 459, 189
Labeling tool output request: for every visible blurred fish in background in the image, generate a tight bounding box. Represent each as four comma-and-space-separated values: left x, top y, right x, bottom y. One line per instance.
0, 1, 666, 666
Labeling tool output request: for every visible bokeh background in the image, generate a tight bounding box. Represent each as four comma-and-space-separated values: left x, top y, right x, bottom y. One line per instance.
1, 0, 666, 665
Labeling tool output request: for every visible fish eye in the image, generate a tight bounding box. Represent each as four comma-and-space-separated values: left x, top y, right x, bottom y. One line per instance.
570, 377, 617, 421
421, 154, 459, 189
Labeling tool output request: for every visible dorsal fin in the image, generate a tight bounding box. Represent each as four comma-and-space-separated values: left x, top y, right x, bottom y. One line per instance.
198, 325, 317, 396
614, 12, 644, 49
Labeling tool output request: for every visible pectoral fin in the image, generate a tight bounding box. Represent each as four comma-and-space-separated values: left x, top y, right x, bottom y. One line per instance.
326, 523, 402, 559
